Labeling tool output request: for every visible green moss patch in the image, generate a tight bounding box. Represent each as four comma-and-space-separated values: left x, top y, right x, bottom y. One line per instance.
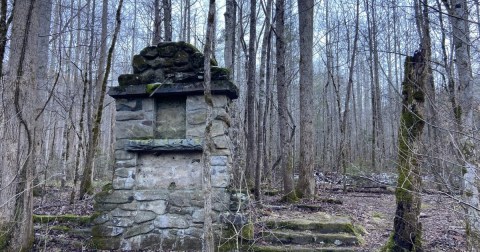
33, 214, 91, 225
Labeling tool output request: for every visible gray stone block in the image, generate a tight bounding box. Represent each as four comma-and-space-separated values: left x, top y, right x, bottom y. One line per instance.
111, 208, 137, 217
121, 233, 162, 250
192, 209, 204, 223
119, 202, 138, 211
122, 233, 162, 250
186, 109, 207, 125
186, 95, 207, 112
124, 222, 155, 238
114, 150, 136, 160
211, 121, 227, 137
116, 99, 142, 111
113, 177, 135, 190
142, 98, 154, 112
138, 200, 167, 214
186, 125, 204, 138
112, 217, 135, 227
210, 156, 228, 166
212, 95, 229, 108
92, 225, 124, 237
154, 214, 189, 228
115, 159, 136, 168
114, 139, 128, 150
115, 120, 153, 139
95, 191, 134, 204
213, 135, 229, 149
134, 190, 169, 201
115, 168, 136, 178
116, 111, 145, 121
125, 139, 203, 152
134, 211, 157, 223
93, 213, 110, 225
135, 153, 202, 190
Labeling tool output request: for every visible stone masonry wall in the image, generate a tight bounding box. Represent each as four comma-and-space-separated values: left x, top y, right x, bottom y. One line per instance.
92, 42, 237, 251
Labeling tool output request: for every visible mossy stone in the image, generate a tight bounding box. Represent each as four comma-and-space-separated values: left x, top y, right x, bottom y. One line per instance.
91, 236, 121, 250
191, 52, 204, 68
174, 50, 190, 66
118, 74, 142, 86
146, 83, 161, 94
140, 46, 159, 59
178, 41, 200, 53
132, 55, 149, 73
157, 42, 178, 57
148, 57, 174, 69
211, 66, 230, 80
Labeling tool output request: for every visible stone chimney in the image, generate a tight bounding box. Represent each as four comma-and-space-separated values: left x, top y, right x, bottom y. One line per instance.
92, 42, 238, 250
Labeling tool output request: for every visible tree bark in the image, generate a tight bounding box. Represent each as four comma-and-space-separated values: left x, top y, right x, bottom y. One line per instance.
224, 0, 236, 78
153, 0, 162, 44
297, 0, 315, 198
246, 0, 257, 189
163, 0, 172, 41
340, 0, 360, 192
0, 0, 10, 76
0, 0, 39, 250
385, 50, 426, 252
202, 0, 215, 250
442, 0, 480, 249
255, 0, 272, 200
276, 0, 296, 202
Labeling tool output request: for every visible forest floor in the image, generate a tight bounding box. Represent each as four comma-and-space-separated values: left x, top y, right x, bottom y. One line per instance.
258, 187, 466, 251
31, 185, 466, 251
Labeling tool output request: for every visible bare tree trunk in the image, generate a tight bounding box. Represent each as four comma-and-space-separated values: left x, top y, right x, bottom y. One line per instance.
0, 0, 10, 76
385, 50, 426, 252
341, 0, 360, 192
0, 0, 39, 250
255, 0, 272, 200
442, 0, 480, 249
163, 0, 172, 41
224, 0, 236, 78
202, 0, 215, 250
153, 0, 162, 44
246, 0, 257, 189
297, 0, 315, 198
276, 0, 296, 202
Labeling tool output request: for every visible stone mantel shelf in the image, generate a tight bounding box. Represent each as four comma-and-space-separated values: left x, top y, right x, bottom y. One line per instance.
108, 81, 238, 99
125, 138, 203, 152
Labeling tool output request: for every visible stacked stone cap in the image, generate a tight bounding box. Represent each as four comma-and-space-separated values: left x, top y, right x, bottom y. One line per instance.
110, 41, 238, 99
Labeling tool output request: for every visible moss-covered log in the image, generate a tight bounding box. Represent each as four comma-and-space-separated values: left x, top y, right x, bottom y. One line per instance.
384, 50, 426, 251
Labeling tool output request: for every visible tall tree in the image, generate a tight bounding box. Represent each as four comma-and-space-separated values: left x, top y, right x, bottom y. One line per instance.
256, 0, 272, 200
276, 0, 296, 202
224, 0, 236, 77
442, 0, 480, 249
153, 0, 162, 44
0, 0, 39, 250
365, 0, 384, 170
202, 0, 216, 249
340, 0, 360, 191
163, 0, 172, 41
296, 0, 315, 198
246, 0, 257, 189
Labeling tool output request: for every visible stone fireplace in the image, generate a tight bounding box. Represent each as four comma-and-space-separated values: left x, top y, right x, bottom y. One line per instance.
92, 42, 238, 250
